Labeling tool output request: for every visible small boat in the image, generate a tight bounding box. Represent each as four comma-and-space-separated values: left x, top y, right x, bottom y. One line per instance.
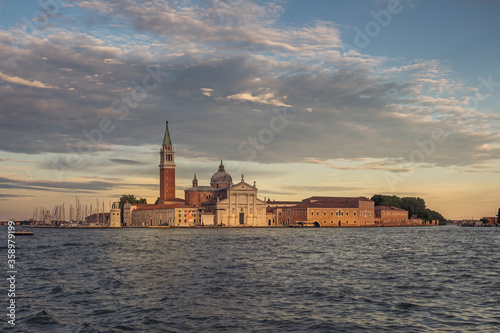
13, 231, 34, 236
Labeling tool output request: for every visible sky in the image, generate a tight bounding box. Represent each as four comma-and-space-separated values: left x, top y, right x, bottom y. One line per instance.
0, 0, 499, 221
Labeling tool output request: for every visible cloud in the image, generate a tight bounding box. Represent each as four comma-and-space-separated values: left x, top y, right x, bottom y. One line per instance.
0, 0, 497, 173
0, 194, 33, 198
305, 158, 413, 173
0, 71, 58, 89
0, 158, 39, 164
110, 159, 148, 165
200, 88, 214, 96
0, 176, 157, 193
226, 91, 292, 107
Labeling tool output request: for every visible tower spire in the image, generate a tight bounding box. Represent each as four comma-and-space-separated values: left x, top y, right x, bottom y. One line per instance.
192, 173, 198, 187
163, 120, 172, 146
218, 159, 225, 172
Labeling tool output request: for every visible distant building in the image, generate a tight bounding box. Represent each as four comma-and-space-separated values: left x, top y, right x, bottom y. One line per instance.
375, 206, 409, 226
273, 196, 377, 227
481, 217, 497, 224
110, 202, 121, 228
131, 204, 200, 227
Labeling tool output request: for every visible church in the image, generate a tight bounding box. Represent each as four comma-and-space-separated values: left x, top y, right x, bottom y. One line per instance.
122, 121, 269, 227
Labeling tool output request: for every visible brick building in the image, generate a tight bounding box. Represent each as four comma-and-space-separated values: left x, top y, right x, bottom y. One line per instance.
375, 206, 409, 226
270, 196, 377, 227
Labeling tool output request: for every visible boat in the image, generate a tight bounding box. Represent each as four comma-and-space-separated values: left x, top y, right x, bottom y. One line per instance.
13, 230, 34, 236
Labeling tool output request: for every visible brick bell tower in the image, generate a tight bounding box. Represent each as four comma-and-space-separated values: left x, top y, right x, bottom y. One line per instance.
159, 121, 175, 204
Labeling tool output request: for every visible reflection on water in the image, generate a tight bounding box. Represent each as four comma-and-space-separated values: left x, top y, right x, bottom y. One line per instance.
2, 226, 499, 332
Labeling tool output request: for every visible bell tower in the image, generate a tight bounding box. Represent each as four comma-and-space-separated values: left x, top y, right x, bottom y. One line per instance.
159, 121, 175, 203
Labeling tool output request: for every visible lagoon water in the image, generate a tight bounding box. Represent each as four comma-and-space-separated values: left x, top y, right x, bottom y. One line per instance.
2, 226, 500, 332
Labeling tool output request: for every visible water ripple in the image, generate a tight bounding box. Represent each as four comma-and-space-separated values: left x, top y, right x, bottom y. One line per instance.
2, 226, 499, 332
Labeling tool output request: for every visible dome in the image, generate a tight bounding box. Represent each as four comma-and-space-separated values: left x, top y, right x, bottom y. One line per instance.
210, 161, 232, 188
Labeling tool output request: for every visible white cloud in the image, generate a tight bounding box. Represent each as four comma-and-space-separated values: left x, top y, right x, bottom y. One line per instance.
226, 92, 292, 107
200, 88, 214, 96
0, 71, 58, 89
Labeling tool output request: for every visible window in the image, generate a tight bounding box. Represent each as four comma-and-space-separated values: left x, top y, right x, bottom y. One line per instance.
331, 211, 333, 216
354, 221, 356, 223
346, 212, 349, 216
324, 211, 326, 216
316, 211, 319, 215
311, 212, 314, 216
354, 212, 356, 216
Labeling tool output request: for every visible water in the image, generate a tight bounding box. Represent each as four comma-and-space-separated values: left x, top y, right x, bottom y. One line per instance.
2, 226, 499, 332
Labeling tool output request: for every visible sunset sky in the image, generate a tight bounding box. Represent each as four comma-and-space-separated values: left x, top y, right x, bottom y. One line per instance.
1, 0, 499, 220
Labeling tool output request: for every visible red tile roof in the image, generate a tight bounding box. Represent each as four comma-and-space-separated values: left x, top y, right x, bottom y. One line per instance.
375, 206, 407, 212
302, 196, 372, 203
134, 203, 198, 211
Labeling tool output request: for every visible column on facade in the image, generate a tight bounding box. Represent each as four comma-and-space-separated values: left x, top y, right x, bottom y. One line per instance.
228, 191, 232, 226
252, 194, 256, 226
246, 194, 249, 226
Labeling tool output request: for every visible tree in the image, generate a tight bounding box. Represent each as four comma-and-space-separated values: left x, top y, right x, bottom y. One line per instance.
119, 194, 147, 209
371, 194, 446, 223
118, 194, 148, 224
154, 197, 160, 204
370, 195, 401, 208
480, 218, 489, 225
401, 197, 426, 218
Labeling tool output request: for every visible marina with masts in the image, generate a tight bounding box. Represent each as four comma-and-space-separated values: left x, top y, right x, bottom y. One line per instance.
30, 197, 112, 226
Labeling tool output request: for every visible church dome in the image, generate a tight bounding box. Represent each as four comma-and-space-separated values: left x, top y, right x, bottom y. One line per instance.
210, 161, 232, 188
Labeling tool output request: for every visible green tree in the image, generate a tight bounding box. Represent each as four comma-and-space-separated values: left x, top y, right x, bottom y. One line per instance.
154, 197, 160, 204
371, 194, 446, 224
370, 195, 401, 208
400, 197, 426, 218
118, 194, 148, 224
